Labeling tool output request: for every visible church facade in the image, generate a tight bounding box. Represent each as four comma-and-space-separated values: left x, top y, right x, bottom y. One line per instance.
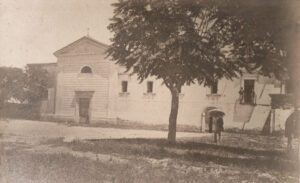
36, 36, 290, 131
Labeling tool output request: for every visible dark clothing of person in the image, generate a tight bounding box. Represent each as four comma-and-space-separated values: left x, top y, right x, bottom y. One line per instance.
214, 131, 221, 143
208, 116, 213, 133
239, 88, 244, 104
214, 117, 224, 143
285, 111, 299, 138
216, 117, 224, 132
285, 111, 299, 150
239, 89, 244, 96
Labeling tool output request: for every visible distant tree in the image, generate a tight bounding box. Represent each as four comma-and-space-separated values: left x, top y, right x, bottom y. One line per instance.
108, 0, 283, 143
24, 65, 52, 104
0, 67, 26, 105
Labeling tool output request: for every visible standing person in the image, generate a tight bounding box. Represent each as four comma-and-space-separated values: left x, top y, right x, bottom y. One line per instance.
208, 115, 213, 133
239, 87, 244, 104
214, 115, 224, 143
285, 109, 299, 150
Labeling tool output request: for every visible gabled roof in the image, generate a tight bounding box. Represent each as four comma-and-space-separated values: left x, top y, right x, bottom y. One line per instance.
53, 36, 109, 57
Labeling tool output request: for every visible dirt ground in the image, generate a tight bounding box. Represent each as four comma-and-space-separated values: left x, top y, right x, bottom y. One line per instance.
0, 119, 299, 183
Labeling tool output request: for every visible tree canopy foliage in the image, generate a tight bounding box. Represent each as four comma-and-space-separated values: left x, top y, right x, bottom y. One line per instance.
0, 67, 26, 105
214, 0, 300, 105
108, 0, 291, 85
0, 65, 53, 107
108, 0, 242, 89
212, 0, 297, 79
24, 65, 53, 104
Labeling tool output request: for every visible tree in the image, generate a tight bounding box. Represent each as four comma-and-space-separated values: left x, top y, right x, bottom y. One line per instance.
0, 66, 25, 119
107, 0, 286, 143
24, 65, 53, 104
213, 0, 300, 106
0, 67, 26, 105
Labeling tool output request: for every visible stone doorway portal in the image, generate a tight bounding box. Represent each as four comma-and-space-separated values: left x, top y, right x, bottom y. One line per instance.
74, 91, 94, 123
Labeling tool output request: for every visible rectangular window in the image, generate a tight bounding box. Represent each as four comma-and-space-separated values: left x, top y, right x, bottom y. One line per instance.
147, 81, 153, 93
122, 81, 128, 93
210, 81, 218, 94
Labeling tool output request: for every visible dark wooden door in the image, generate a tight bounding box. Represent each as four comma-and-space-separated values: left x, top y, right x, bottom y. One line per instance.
244, 80, 254, 104
79, 98, 90, 123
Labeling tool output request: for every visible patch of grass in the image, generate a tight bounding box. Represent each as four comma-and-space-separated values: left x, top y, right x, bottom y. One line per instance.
4, 148, 298, 183
4, 132, 299, 183
4, 150, 135, 183
62, 138, 298, 174
2, 149, 263, 183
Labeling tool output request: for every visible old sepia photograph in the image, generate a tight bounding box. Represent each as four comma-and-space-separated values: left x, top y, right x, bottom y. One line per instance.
0, 0, 299, 182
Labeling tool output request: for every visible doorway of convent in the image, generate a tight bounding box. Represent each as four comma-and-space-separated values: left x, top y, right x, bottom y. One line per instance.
75, 91, 94, 123
79, 98, 90, 123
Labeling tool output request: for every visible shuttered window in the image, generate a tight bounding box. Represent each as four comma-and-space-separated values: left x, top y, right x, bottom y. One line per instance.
122, 81, 128, 93
147, 81, 153, 93
210, 81, 218, 94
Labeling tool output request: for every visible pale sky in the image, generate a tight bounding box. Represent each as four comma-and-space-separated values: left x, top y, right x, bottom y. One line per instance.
0, 0, 115, 68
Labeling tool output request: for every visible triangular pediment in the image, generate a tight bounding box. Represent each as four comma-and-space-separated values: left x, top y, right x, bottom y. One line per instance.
54, 36, 108, 57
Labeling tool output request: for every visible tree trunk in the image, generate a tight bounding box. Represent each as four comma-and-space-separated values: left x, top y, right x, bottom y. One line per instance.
168, 91, 179, 144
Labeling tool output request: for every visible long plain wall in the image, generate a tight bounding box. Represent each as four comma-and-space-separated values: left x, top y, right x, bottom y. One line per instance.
114, 73, 282, 128
115, 74, 238, 127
